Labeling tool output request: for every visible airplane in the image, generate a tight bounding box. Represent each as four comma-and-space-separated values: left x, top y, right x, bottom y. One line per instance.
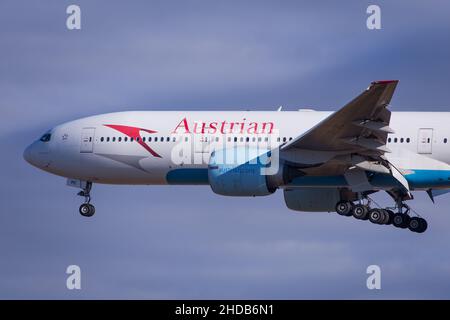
23, 80, 450, 233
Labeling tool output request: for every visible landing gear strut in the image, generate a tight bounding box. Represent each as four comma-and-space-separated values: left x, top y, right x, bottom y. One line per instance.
77, 181, 95, 217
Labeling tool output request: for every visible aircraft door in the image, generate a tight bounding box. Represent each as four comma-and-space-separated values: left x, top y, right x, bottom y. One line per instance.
417, 128, 433, 154
80, 128, 96, 153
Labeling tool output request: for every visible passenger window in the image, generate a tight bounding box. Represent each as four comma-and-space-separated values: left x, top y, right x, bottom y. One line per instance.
118, 137, 122, 142
240, 137, 244, 142
283, 137, 287, 142
227, 137, 231, 142
234, 137, 238, 142
400, 138, 404, 143
388, 138, 391, 143
112, 137, 116, 142
101, 137, 104, 142
246, 137, 249, 142
252, 137, 256, 142
124, 137, 128, 142
444, 138, 448, 143
149, 137, 152, 142
406, 138, 410, 143
136, 137, 140, 142
106, 137, 110, 142
185, 137, 188, 142
155, 137, 158, 142
394, 138, 398, 143
289, 137, 292, 141
258, 137, 262, 142
166, 137, 170, 142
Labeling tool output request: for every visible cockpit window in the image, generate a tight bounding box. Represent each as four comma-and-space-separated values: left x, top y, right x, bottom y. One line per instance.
39, 133, 52, 142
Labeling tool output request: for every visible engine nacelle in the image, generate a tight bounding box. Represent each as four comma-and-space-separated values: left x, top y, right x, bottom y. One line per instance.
284, 188, 342, 212
208, 147, 277, 196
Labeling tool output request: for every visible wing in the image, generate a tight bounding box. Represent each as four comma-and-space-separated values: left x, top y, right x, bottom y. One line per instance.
282, 80, 398, 156
281, 80, 410, 195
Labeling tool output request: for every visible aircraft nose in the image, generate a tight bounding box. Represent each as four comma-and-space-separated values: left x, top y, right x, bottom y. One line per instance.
23, 142, 51, 168
23, 144, 34, 165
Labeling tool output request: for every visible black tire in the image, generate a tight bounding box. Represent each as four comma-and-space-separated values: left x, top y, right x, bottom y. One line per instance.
336, 201, 353, 216
393, 214, 409, 229
384, 210, 395, 225
352, 204, 369, 220
79, 203, 95, 217
408, 217, 422, 232
369, 209, 384, 224
379, 210, 390, 225
417, 218, 428, 233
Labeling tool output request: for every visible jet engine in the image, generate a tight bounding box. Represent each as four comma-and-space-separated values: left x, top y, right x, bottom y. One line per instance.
208, 147, 278, 196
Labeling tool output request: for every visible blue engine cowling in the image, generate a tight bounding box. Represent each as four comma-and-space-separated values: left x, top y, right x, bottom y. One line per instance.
208, 147, 277, 196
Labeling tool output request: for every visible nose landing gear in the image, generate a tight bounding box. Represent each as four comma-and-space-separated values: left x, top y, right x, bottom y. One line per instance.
77, 181, 95, 217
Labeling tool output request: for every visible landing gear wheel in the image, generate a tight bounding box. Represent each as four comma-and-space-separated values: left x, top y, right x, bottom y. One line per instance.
379, 210, 390, 225
79, 203, 95, 217
335, 201, 353, 216
408, 217, 427, 233
417, 218, 428, 233
88, 204, 95, 216
352, 204, 369, 220
384, 210, 394, 225
393, 214, 409, 229
368, 209, 385, 224
76, 181, 95, 217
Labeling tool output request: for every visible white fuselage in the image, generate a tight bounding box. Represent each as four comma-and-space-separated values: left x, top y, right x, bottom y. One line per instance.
24, 110, 450, 189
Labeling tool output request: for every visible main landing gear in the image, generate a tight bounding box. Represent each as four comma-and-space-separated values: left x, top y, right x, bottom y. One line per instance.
77, 181, 95, 217
335, 199, 427, 233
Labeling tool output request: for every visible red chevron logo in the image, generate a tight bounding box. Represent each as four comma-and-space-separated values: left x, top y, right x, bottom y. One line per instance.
104, 124, 162, 158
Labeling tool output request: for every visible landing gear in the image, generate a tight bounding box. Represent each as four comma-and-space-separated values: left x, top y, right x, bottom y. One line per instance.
393, 213, 409, 229
368, 208, 385, 224
383, 210, 394, 225
79, 203, 95, 217
408, 217, 427, 233
335, 201, 353, 216
352, 204, 369, 220
77, 181, 95, 217
334, 197, 428, 233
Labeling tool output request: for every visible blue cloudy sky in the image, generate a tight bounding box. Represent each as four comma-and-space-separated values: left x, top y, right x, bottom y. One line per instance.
1, 0, 450, 299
